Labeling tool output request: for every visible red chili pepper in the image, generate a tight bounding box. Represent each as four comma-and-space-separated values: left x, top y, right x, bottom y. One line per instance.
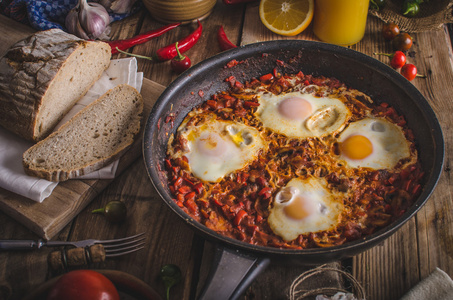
403, 179, 413, 192
185, 191, 196, 201
226, 59, 239, 68
212, 198, 223, 207
243, 101, 260, 108
156, 20, 203, 61
165, 159, 172, 169
115, 20, 202, 62
176, 193, 185, 202
185, 198, 198, 213
171, 42, 192, 74
173, 177, 183, 188
201, 209, 209, 219
178, 186, 192, 194
217, 26, 237, 51
193, 182, 204, 194
258, 187, 272, 199
183, 177, 195, 187
412, 184, 421, 195
260, 73, 273, 82
234, 81, 244, 89
109, 23, 180, 55
207, 100, 218, 109
233, 210, 248, 226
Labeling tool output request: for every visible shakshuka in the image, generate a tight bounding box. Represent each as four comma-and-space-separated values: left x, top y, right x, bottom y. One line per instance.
164, 71, 422, 249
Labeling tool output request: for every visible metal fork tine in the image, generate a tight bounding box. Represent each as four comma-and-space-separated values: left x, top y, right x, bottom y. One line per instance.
105, 241, 146, 254
102, 235, 146, 249
99, 232, 146, 245
99, 233, 146, 258
105, 245, 145, 257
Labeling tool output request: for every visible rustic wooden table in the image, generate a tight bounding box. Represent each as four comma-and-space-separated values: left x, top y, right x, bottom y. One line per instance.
1, 1, 453, 300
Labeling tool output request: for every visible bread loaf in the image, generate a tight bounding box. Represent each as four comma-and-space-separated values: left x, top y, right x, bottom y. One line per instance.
0, 29, 111, 142
22, 84, 143, 182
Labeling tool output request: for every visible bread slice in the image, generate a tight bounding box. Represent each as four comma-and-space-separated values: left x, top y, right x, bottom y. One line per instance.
0, 29, 111, 142
22, 84, 143, 182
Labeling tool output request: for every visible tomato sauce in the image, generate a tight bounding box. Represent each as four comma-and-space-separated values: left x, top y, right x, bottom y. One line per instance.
164, 71, 423, 250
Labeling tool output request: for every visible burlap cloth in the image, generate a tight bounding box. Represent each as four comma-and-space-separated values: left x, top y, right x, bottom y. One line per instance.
369, 0, 453, 32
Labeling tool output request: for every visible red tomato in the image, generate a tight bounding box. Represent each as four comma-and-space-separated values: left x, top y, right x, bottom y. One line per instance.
392, 33, 413, 51
47, 270, 120, 300
401, 64, 417, 81
390, 51, 406, 69
382, 22, 400, 41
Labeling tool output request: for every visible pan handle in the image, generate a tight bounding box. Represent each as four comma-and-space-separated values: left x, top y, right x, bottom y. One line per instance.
198, 245, 270, 300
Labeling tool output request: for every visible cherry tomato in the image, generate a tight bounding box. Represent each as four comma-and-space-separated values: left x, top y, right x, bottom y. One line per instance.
401, 63, 417, 81
171, 42, 191, 74
47, 270, 120, 300
374, 51, 406, 69
382, 22, 400, 41
390, 51, 406, 69
392, 32, 413, 51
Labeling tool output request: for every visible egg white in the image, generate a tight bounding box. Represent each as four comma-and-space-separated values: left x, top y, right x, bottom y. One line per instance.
338, 117, 411, 170
177, 116, 266, 182
255, 91, 351, 138
268, 176, 344, 242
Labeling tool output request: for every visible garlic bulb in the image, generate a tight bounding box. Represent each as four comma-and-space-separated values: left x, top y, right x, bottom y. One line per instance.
111, 0, 137, 14
65, 8, 90, 39
99, 0, 137, 14
65, 0, 111, 40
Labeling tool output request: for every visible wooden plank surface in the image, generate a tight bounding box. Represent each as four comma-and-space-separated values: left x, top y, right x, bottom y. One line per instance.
1, 1, 453, 300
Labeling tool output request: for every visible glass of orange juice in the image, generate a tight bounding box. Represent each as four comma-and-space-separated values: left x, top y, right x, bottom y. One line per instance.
313, 0, 369, 46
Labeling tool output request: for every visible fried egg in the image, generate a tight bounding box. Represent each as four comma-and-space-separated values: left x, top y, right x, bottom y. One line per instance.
255, 91, 351, 138
268, 176, 344, 242
178, 116, 266, 182
338, 117, 411, 169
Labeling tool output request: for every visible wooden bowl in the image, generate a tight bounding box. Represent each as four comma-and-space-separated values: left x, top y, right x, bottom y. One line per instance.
143, 0, 216, 24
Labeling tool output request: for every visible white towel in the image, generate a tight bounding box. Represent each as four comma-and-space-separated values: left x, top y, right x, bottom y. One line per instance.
400, 268, 453, 300
0, 57, 143, 202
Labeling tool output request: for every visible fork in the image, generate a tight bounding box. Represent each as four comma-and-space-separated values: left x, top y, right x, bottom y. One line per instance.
0, 232, 146, 257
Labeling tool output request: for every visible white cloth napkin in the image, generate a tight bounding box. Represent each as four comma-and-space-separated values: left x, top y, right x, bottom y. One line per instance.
400, 268, 453, 300
0, 57, 143, 203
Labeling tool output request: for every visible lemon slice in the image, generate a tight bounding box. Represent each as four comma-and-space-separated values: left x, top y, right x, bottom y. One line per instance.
259, 0, 314, 36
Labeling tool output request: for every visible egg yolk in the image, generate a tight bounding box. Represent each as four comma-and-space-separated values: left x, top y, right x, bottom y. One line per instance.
278, 97, 312, 120
283, 195, 317, 220
341, 135, 373, 160
197, 133, 227, 157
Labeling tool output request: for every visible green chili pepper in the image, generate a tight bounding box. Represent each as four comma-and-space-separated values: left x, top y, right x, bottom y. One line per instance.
92, 200, 127, 222
403, 1, 420, 17
370, 0, 386, 10
159, 264, 182, 300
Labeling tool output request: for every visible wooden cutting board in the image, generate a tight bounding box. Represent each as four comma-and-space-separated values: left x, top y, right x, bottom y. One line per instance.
0, 15, 165, 239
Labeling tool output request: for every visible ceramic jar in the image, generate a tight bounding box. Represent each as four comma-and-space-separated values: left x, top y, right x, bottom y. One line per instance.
143, 0, 216, 24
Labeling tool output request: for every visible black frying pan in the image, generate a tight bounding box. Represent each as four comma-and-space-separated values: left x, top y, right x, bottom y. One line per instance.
143, 40, 444, 299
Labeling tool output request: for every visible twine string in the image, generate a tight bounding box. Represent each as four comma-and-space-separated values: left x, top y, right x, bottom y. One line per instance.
289, 264, 366, 300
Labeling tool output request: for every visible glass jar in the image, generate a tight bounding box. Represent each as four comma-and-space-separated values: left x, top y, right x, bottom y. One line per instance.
313, 0, 369, 46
